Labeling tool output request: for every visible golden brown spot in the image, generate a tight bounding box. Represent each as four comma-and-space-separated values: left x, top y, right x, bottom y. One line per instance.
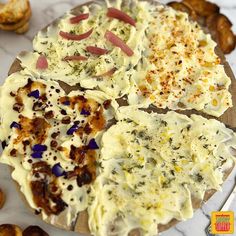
23, 226, 49, 236
139, 85, 151, 98
68, 146, 96, 186
146, 74, 153, 84
103, 99, 112, 110
84, 123, 92, 135
44, 110, 54, 119
61, 116, 71, 124
51, 132, 60, 139
50, 140, 58, 149
0, 188, 5, 209
31, 161, 67, 215
89, 107, 105, 133
217, 84, 225, 90
198, 40, 207, 47
14, 79, 47, 114
14, 116, 50, 145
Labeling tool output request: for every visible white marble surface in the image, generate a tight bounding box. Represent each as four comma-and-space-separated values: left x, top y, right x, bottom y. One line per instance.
0, 0, 236, 235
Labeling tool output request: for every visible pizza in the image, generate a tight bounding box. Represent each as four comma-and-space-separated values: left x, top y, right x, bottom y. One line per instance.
0, 0, 235, 236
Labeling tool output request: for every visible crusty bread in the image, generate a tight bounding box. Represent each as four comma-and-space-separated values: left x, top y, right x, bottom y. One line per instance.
0, 6, 31, 31
15, 22, 29, 34
0, 0, 29, 24
5, 0, 236, 235
0, 224, 23, 236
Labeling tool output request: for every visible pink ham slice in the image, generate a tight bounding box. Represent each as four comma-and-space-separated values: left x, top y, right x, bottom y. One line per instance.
36, 55, 48, 70
70, 13, 89, 24
63, 55, 88, 61
105, 30, 134, 56
59, 28, 93, 41
95, 68, 116, 78
107, 7, 136, 26
86, 46, 109, 55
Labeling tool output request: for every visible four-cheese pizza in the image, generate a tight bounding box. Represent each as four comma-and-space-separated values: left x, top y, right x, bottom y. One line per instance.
0, 0, 235, 236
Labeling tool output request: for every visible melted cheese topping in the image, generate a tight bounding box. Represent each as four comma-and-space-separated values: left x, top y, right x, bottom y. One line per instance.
19, 0, 150, 98
0, 71, 117, 227
129, 6, 232, 117
18, 0, 232, 117
88, 107, 236, 236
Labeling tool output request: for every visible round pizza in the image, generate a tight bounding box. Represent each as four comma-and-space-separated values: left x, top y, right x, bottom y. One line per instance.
0, 0, 235, 236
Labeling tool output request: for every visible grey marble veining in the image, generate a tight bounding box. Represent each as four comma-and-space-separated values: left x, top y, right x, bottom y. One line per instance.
0, 1, 236, 236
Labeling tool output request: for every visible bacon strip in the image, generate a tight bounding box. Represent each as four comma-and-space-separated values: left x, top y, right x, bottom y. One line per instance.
36, 55, 48, 70
107, 7, 136, 26
63, 55, 88, 61
86, 46, 109, 55
59, 28, 93, 41
70, 13, 89, 24
105, 30, 134, 56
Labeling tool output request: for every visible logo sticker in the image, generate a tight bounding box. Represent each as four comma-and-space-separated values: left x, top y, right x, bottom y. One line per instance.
211, 211, 234, 234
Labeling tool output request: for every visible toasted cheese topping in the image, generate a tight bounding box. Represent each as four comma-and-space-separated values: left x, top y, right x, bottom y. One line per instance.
18, 0, 232, 117
0, 72, 117, 227
129, 6, 232, 117
88, 107, 236, 236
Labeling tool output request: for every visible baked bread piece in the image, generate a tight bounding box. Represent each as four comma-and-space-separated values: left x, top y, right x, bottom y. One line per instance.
168, 0, 236, 54
15, 22, 29, 34
0, 0, 29, 24
0, 188, 5, 209
0, 224, 23, 236
0, 6, 31, 31
18, 0, 232, 117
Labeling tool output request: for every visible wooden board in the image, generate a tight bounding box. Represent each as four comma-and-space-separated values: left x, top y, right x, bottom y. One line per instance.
5, 1, 236, 235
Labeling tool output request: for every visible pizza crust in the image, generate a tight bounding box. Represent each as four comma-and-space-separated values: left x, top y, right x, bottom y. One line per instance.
5, 0, 236, 235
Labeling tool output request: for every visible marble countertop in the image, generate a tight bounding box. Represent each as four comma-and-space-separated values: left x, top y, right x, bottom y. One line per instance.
0, 0, 235, 235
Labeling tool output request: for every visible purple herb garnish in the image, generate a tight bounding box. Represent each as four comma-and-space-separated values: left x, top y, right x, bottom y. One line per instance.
80, 108, 91, 116
32, 144, 47, 152
52, 163, 66, 177
31, 152, 43, 159
62, 101, 70, 106
28, 90, 40, 99
66, 124, 79, 135
10, 121, 21, 129
88, 138, 99, 150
